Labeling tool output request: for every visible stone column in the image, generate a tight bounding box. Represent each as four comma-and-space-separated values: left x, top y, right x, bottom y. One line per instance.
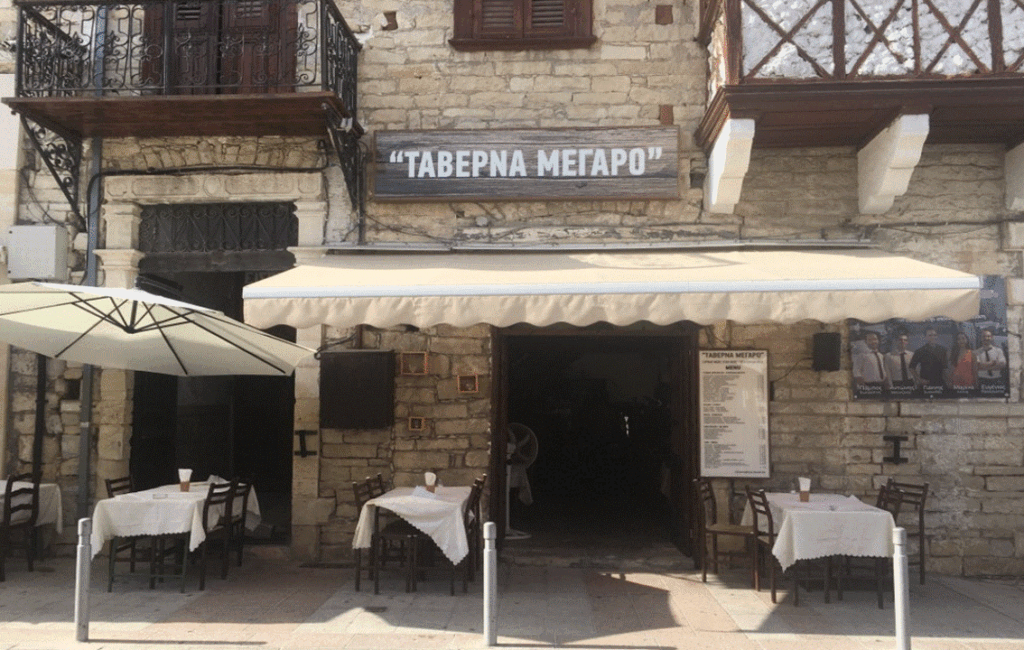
93, 249, 144, 290
291, 324, 326, 562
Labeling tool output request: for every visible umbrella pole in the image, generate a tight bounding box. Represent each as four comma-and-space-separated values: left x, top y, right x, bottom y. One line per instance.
76, 137, 102, 521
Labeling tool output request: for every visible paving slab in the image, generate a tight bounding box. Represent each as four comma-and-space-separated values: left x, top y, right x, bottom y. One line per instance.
0, 551, 1020, 650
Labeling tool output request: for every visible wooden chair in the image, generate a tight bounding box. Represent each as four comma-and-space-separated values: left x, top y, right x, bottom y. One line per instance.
229, 480, 253, 567
887, 478, 928, 584
694, 478, 755, 586
352, 479, 419, 593
745, 488, 780, 603
197, 481, 235, 590
368, 473, 390, 497
463, 474, 487, 584
838, 482, 904, 608
104, 476, 145, 590
1, 473, 39, 582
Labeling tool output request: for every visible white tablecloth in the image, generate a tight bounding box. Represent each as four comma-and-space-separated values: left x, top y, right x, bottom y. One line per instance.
1, 480, 63, 535
742, 492, 895, 571
90, 479, 261, 557
353, 486, 471, 565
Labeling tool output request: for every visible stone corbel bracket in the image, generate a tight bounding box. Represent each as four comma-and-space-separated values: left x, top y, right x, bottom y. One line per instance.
1007, 142, 1024, 212
857, 113, 930, 214
704, 118, 755, 214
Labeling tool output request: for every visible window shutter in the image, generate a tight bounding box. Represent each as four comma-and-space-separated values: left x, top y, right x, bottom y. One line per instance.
480, 0, 519, 36
454, 0, 593, 49
529, 0, 567, 34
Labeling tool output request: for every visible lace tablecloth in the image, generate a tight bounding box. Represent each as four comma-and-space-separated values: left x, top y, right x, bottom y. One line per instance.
742, 492, 895, 570
353, 486, 471, 564
1, 480, 63, 535
90, 479, 261, 556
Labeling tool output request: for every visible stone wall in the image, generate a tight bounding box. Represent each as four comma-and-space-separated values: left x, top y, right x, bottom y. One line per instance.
315, 324, 492, 563
706, 144, 1024, 576
335, 0, 707, 247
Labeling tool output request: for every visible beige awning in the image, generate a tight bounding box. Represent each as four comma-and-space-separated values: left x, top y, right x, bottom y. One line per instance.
242, 249, 982, 330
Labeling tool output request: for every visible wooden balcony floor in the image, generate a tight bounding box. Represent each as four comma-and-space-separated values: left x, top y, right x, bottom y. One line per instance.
2, 92, 352, 139
697, 78, 1024, 150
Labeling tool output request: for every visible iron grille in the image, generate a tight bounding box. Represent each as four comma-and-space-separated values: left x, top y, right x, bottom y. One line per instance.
139, 202, 298, 253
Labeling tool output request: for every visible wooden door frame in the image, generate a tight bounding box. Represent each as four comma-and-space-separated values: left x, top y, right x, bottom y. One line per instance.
489, 324, 701, 552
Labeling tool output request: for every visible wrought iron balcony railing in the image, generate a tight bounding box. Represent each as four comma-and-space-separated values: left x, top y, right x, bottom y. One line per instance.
14, 0, 360, 118
700, 0, 1024, 88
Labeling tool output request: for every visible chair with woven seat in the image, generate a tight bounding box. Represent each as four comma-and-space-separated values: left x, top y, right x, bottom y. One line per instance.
695, 478, 755, 586
886, 478, 928, 584
1, 473, 39, 582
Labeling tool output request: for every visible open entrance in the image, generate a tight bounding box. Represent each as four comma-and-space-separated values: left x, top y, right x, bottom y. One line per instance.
130, 200, 299, 543
129, 272, 295, 543
494, 327, 700, 566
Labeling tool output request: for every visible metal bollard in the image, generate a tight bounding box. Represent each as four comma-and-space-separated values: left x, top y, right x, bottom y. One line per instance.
483, 521, 498, 646
893, 527, 910, 650
75, 518, 92, 642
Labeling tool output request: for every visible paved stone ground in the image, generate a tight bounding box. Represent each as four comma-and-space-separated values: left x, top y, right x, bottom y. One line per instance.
0, 549, 1021, 650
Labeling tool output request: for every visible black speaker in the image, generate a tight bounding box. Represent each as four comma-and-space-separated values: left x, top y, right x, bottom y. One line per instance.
812, 332, 842, 372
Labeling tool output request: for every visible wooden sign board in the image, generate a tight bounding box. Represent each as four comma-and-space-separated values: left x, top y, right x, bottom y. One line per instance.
699, 350, 770, 479
372, 127, 680, 201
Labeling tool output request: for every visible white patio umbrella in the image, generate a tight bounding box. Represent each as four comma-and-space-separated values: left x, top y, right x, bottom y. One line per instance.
0, 282, 313, 376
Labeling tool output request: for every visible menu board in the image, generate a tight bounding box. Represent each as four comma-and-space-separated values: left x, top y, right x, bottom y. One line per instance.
699, 350, 770, 478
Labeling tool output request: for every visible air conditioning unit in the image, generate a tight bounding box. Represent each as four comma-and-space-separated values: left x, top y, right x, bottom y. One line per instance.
6, 225, 70, 281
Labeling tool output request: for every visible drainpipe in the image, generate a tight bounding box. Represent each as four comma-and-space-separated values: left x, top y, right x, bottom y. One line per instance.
76, 137, 101, 520
76, 4, 106, 520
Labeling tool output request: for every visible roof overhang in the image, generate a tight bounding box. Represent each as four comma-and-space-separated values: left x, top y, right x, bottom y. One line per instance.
242, 249, 982, 330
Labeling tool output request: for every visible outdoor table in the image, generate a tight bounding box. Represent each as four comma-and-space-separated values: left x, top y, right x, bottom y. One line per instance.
353, 486, 472, 565
741, 492, 896, 571
90, 478, 262, 556
1, 479, 63, 535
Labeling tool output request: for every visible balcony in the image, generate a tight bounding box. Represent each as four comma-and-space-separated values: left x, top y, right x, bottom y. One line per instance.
695, 0, 1024, 150
3, 0, 361, 139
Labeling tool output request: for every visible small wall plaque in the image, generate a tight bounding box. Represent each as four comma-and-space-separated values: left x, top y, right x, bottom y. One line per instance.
457, 374, 479, 393
399, 352, 429, 375
408, 417, 427, 431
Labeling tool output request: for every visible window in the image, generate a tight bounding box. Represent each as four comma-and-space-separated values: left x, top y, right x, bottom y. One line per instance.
451, 0, 595, 51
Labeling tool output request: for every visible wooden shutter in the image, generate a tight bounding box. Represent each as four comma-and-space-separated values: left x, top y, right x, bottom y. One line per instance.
479, 0, 519, 36
528, 0, 568, 36
221, 0, 297, 93
143, 1, 219, 95
455, 0, 593, 49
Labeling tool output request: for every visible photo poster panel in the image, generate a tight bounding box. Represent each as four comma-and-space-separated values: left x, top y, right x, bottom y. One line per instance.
850, 275, 1008, 400
699, 350, 770, 478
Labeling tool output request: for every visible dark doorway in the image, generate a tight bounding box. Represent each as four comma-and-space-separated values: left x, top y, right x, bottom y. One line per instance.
495, 328, 700, 566
130, 271, 295, 543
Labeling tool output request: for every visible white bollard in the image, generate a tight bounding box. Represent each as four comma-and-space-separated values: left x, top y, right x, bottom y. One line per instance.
893, 527, 910, 650
483, 521, 498, 646
75, 518, 92, 642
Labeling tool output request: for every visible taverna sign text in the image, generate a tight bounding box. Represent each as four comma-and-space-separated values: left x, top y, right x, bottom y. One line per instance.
373, 127, 680, 201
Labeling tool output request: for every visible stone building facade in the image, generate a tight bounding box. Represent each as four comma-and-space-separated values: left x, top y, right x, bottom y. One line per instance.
0, 0, 1021, 577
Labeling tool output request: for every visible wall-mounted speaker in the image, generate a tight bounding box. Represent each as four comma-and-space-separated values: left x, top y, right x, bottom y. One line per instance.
812, 332, 842, 372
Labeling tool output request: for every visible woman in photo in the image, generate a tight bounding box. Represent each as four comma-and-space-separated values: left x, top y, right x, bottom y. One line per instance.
947, 331, 977, 389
